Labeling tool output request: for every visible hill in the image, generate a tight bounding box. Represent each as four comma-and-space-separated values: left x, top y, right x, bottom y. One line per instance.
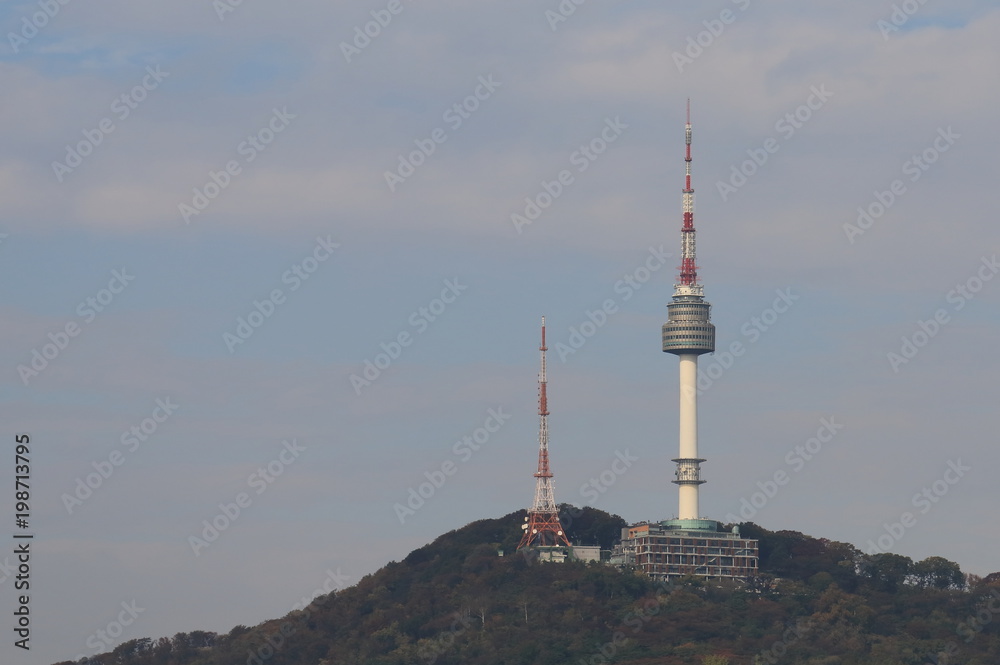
55, 506, 1000, 665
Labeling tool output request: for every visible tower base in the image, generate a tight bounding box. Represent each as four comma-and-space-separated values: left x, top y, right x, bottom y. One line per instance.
610, 520, 758, 582
517, 511, 571, 550
660, 518, 719, 531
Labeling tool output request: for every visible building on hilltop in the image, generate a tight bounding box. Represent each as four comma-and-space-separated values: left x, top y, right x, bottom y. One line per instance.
611, 521, 758, 581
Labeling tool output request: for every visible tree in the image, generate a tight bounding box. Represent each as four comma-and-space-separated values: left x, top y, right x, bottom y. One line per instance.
982, 571, 1000, 587
702, 655, 730, 665
557, 504, 627, 549
863, 553, 913, 592
912, 556, 965, 589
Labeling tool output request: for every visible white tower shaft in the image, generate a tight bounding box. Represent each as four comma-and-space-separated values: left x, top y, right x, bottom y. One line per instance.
678, 355, 699, 519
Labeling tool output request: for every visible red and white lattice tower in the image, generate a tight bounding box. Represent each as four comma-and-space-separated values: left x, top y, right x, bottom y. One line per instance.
518, 317, 571, 550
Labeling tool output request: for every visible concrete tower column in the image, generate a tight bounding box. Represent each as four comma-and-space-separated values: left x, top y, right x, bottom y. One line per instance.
678, 354, 699, 519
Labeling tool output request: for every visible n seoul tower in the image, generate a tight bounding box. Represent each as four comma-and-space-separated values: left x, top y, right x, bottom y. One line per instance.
662, 101, 716, 521
608, 103, 758, 581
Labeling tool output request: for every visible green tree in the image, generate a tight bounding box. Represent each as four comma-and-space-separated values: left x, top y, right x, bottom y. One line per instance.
863, 552, 913, 592
912, 556, 965, 589
702, 655, 730, 665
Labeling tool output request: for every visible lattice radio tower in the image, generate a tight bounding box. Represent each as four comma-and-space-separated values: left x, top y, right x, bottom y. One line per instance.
518, 317, 571, 550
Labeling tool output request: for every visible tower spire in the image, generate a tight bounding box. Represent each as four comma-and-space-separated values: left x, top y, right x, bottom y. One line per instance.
518, 316, 570, 550
662, 103, 716, 521
679, 98, 699, 289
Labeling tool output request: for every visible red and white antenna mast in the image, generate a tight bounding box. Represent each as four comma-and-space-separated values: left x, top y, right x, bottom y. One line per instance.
518, 317, 570, 550
679, 98, 700, 291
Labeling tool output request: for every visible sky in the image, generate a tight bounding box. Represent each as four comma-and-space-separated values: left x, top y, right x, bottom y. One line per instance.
2, 0, 999, 662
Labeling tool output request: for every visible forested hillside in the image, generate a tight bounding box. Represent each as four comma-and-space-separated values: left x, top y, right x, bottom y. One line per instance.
56, 506, 1000, 665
